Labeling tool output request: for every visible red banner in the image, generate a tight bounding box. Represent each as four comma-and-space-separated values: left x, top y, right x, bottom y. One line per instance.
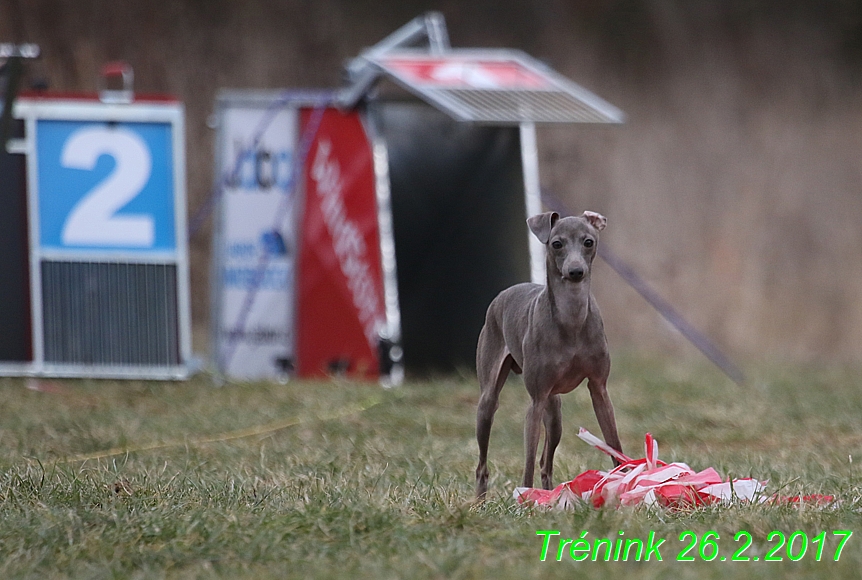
380, 56, 551, 89
296, 108, 385, 379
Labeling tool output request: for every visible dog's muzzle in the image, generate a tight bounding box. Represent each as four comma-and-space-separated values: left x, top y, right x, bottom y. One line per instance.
565, 267, 586, 282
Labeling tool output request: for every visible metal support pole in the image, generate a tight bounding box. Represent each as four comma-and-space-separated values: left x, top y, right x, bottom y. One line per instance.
520, 122, 545, 285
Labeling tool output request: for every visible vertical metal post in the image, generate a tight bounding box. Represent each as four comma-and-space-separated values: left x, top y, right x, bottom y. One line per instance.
208, 98, 227, 378
172, 106, 193, 369
520, 122, 545, 285
372, 139, 404, 387
23, 114, 44, 371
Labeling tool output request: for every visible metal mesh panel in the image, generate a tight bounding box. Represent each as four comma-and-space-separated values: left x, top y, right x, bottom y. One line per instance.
435, 88, 619, 123
41, 261, 180, 366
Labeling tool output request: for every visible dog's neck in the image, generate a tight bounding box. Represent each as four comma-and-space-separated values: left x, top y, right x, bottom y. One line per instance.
544, 263, 592, 329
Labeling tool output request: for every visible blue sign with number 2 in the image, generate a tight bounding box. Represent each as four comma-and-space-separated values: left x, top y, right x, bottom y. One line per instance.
37, 120, 176, 252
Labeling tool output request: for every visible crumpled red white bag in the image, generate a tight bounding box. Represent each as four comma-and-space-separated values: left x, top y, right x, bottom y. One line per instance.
513, 429, 832, 510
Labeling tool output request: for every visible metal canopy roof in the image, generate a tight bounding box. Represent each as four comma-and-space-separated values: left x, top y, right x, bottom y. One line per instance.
336, 13, 625, 126
370, 49, 624, 125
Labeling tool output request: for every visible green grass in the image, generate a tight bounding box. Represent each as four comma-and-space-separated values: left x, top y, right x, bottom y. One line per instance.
2, 354, 862, 578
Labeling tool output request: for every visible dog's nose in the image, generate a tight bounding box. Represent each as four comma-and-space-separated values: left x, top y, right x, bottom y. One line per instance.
568, 267, 585, 282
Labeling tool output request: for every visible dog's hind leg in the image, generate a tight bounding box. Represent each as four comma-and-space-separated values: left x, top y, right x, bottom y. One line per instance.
539, 394, 562, 490
475, 327, 514, 498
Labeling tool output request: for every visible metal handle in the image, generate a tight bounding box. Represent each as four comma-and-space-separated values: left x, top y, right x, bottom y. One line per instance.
99, 61, 134, 103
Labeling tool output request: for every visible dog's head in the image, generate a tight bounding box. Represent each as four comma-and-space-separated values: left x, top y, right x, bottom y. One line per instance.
527, 211, 606, 283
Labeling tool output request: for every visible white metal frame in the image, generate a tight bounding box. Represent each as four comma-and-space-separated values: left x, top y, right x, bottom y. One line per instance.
3, 97, 192, 379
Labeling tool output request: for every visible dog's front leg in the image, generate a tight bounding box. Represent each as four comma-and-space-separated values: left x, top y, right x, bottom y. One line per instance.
522, 395, 548, 488
587, 377, 623, 465
540, 394, 562, 490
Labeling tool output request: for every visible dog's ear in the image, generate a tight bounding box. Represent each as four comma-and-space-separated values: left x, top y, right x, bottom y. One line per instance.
582, 211, 607, 232
527, 212, 559, 244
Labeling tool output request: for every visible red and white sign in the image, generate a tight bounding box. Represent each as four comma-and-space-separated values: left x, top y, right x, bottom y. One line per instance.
296, 109, 386, 379
380, 56, 552, 90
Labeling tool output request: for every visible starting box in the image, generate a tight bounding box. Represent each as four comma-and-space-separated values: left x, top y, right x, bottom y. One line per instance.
0, 63, 192, 379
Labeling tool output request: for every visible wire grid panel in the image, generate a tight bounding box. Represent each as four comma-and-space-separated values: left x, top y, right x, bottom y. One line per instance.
41, 260, 180, 366
440, 89, 618, 123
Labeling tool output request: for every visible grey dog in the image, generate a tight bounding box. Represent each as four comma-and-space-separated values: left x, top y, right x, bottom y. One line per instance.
475, 211, 623, 498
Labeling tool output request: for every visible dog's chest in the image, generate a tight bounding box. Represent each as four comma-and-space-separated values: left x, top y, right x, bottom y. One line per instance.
551, 349, 595, 393
525, 331, 604, 394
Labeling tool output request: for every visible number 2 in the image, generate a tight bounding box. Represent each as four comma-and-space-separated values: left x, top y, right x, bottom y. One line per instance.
60, 126, 154, 247
765, 531, 785, 561
733, 531, 752, 561
678, 531, 697, 561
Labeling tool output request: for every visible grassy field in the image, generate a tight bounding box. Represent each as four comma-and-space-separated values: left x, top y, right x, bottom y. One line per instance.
1, 354, 862, 579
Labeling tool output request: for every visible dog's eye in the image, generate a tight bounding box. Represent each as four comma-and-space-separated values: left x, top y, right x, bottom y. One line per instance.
551, 240, 563, 249
584, 238, 594, 248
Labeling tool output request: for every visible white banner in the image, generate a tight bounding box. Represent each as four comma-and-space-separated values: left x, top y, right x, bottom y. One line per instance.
213, 101, 297, 379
